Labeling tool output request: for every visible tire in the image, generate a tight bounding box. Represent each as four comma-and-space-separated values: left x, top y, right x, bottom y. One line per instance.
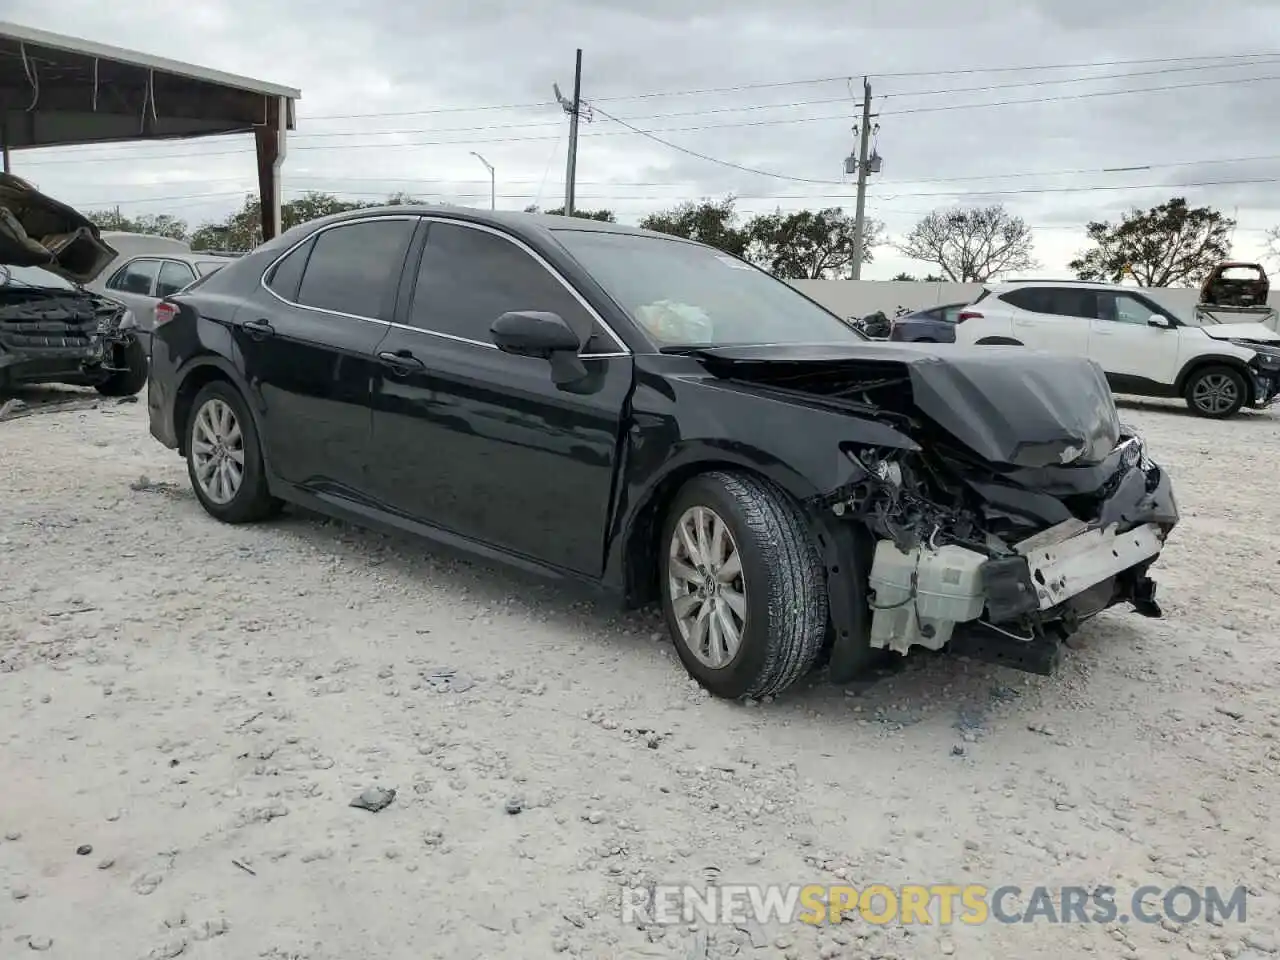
1183, 364, 1247, 419
914, 337, 937, 343
658, 470, 828, 700
94, 336, 149, 397
184, 380, 281, 523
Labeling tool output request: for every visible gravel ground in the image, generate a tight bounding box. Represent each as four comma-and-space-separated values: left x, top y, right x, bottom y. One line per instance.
2, 388, 1279, 960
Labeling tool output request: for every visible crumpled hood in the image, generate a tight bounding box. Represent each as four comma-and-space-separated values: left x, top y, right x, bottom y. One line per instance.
1198, 321, 1280, 344
0, 172, 118, 285
692, 341, 1121, 469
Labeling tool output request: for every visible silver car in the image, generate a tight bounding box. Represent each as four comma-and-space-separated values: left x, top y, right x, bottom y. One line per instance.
94, 252, 235, 349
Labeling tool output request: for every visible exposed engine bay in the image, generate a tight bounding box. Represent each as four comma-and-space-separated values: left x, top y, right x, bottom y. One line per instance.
692, 342, 1179, 673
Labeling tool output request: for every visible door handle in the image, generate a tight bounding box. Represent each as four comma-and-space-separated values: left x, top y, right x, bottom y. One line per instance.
242, 318, 275, 341
378, 350, 425, 374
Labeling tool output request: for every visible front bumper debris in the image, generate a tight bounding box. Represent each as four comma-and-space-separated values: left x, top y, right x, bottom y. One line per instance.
821, 426, 1177, 679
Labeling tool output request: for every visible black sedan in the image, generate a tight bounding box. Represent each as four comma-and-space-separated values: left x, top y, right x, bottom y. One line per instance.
146, 208, 1178, 700
888, 301, 969, 343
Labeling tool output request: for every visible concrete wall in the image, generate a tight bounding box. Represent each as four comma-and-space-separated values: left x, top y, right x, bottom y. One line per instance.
787, 279, 1280, 331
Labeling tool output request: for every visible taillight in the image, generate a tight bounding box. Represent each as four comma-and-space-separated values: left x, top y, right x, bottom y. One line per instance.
957, 311, 983, 323
154, 302, 178, 328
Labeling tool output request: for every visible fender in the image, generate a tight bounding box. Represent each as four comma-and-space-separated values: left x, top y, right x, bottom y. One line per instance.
1174, 353, 1256, 396
602, 366, 918, 602
170, 351, 267, 460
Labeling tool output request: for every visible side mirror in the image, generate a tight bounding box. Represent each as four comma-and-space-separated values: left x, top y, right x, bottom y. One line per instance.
1147, 315, 1172, 329
491, 310, 581, 356
490, 310, 591, 388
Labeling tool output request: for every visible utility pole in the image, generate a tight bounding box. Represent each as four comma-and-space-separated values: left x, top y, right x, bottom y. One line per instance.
554, 49, 584, 216
470, 151, 495, 210
850, 77, 873, 280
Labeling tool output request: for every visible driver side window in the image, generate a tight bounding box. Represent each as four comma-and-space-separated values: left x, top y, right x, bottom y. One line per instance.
1104, 293, 1158, 325
406, 221, 614, 354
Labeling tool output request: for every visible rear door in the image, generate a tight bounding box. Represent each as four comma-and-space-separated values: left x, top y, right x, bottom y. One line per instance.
1002, 286, 1093, 355
242, 215, 418, 497
366, 218, 633, 577
103, 257, 163, 318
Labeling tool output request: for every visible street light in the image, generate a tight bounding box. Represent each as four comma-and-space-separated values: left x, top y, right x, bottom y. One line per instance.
470, 151, 495, 210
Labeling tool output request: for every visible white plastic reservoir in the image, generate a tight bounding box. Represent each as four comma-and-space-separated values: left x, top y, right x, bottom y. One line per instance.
868, 540, 988, 654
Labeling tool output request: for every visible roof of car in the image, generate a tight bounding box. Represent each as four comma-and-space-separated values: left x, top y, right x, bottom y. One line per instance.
990, 278, 1122, 290
316, 204, 700, 246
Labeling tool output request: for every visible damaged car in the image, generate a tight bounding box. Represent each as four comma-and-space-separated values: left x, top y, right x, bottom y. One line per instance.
145, 208, 1179, 699
1, 173, 147, 397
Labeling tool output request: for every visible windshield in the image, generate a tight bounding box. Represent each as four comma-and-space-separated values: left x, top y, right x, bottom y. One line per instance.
552, 229, 863, 348
0, 264, 77, 290
196, 261, 227, 276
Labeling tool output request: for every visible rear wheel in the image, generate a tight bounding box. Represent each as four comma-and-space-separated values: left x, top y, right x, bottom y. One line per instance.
1183, 365, 1247, 418
94, 337, 148, 397
185, 381, 281, 523
659, 471, 827, 700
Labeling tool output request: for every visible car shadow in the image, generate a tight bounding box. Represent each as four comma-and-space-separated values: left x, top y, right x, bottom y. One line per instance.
1, 384, 104, 422
1114, 395, 1277, 422
230, 501, 1150, 725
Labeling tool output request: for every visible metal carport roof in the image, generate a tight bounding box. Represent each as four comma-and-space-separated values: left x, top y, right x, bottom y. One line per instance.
0, 20, 300, 239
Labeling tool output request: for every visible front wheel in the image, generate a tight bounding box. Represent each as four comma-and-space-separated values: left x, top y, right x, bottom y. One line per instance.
659, 471, 828, 700
184, 381, 281, 523
1183, 365, 1247, 418
94, 337, 148, 397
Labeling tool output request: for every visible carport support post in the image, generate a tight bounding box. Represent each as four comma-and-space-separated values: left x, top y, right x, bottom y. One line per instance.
255, 96, 287, 242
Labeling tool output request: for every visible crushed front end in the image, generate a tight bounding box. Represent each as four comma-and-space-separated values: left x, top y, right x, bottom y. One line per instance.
692, 342, 1180, 677
824, 426, 1176, 673
0, 281, 134, 389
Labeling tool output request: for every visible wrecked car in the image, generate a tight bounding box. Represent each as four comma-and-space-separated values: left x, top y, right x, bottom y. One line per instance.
0, 173, 147, 397
144, 208, 1179, 699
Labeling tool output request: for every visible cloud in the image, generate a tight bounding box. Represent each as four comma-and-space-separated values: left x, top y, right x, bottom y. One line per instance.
5, 0, 1280, 277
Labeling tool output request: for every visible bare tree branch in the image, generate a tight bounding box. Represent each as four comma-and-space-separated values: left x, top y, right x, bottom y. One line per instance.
897, 205, 1038, 282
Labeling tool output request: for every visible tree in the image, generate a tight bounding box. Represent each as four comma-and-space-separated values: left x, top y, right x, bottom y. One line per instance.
86, 208, 189, 240
189, 191, 388, 251
742, 207, 884, 279
891, 271, 946, 282
1268, 226, 1280, 270
525, 204, 616, 222
1068, 197, 1234, 287
638, 197, 748, 257
899, 204, 1038, 282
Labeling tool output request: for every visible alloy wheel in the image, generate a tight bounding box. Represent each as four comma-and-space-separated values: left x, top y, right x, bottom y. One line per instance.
667, 505, 748, 668
1191, 373, 1239, 415
191, 397, 245, 505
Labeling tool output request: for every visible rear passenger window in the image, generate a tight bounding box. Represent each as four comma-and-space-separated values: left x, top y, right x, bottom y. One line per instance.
265, 237, 315, 300
1000, 288, 1050, 313
156, 261, 196, 298
294, 219, 415, 318
1044, 288, 1097, 318
107, 258, 160, 295
407, 221, 612, 353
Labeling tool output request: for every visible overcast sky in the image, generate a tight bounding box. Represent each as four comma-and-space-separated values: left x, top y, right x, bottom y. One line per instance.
6, 0, 1280, 279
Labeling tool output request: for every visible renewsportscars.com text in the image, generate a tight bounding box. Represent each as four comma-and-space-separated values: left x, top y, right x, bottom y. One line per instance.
622, 884, 1249, 927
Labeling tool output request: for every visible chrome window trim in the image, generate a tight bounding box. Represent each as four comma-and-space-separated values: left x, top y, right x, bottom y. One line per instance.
258, 213, 633, 359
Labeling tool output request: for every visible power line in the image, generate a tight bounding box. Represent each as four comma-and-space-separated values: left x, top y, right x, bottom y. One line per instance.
69, 152, 1280, 193
275, 58, 1280, 139
584, 52, 1280, 102
20, 68, 1280, 171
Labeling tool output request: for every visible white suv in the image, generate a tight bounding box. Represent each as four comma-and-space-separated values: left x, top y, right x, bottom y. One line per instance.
953, 280, 1280, 418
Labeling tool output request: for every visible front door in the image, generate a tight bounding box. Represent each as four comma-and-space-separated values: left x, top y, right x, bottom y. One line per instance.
236, 216, 418, 497
367, 218, 633, 578
1088, 291, 1183, 387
